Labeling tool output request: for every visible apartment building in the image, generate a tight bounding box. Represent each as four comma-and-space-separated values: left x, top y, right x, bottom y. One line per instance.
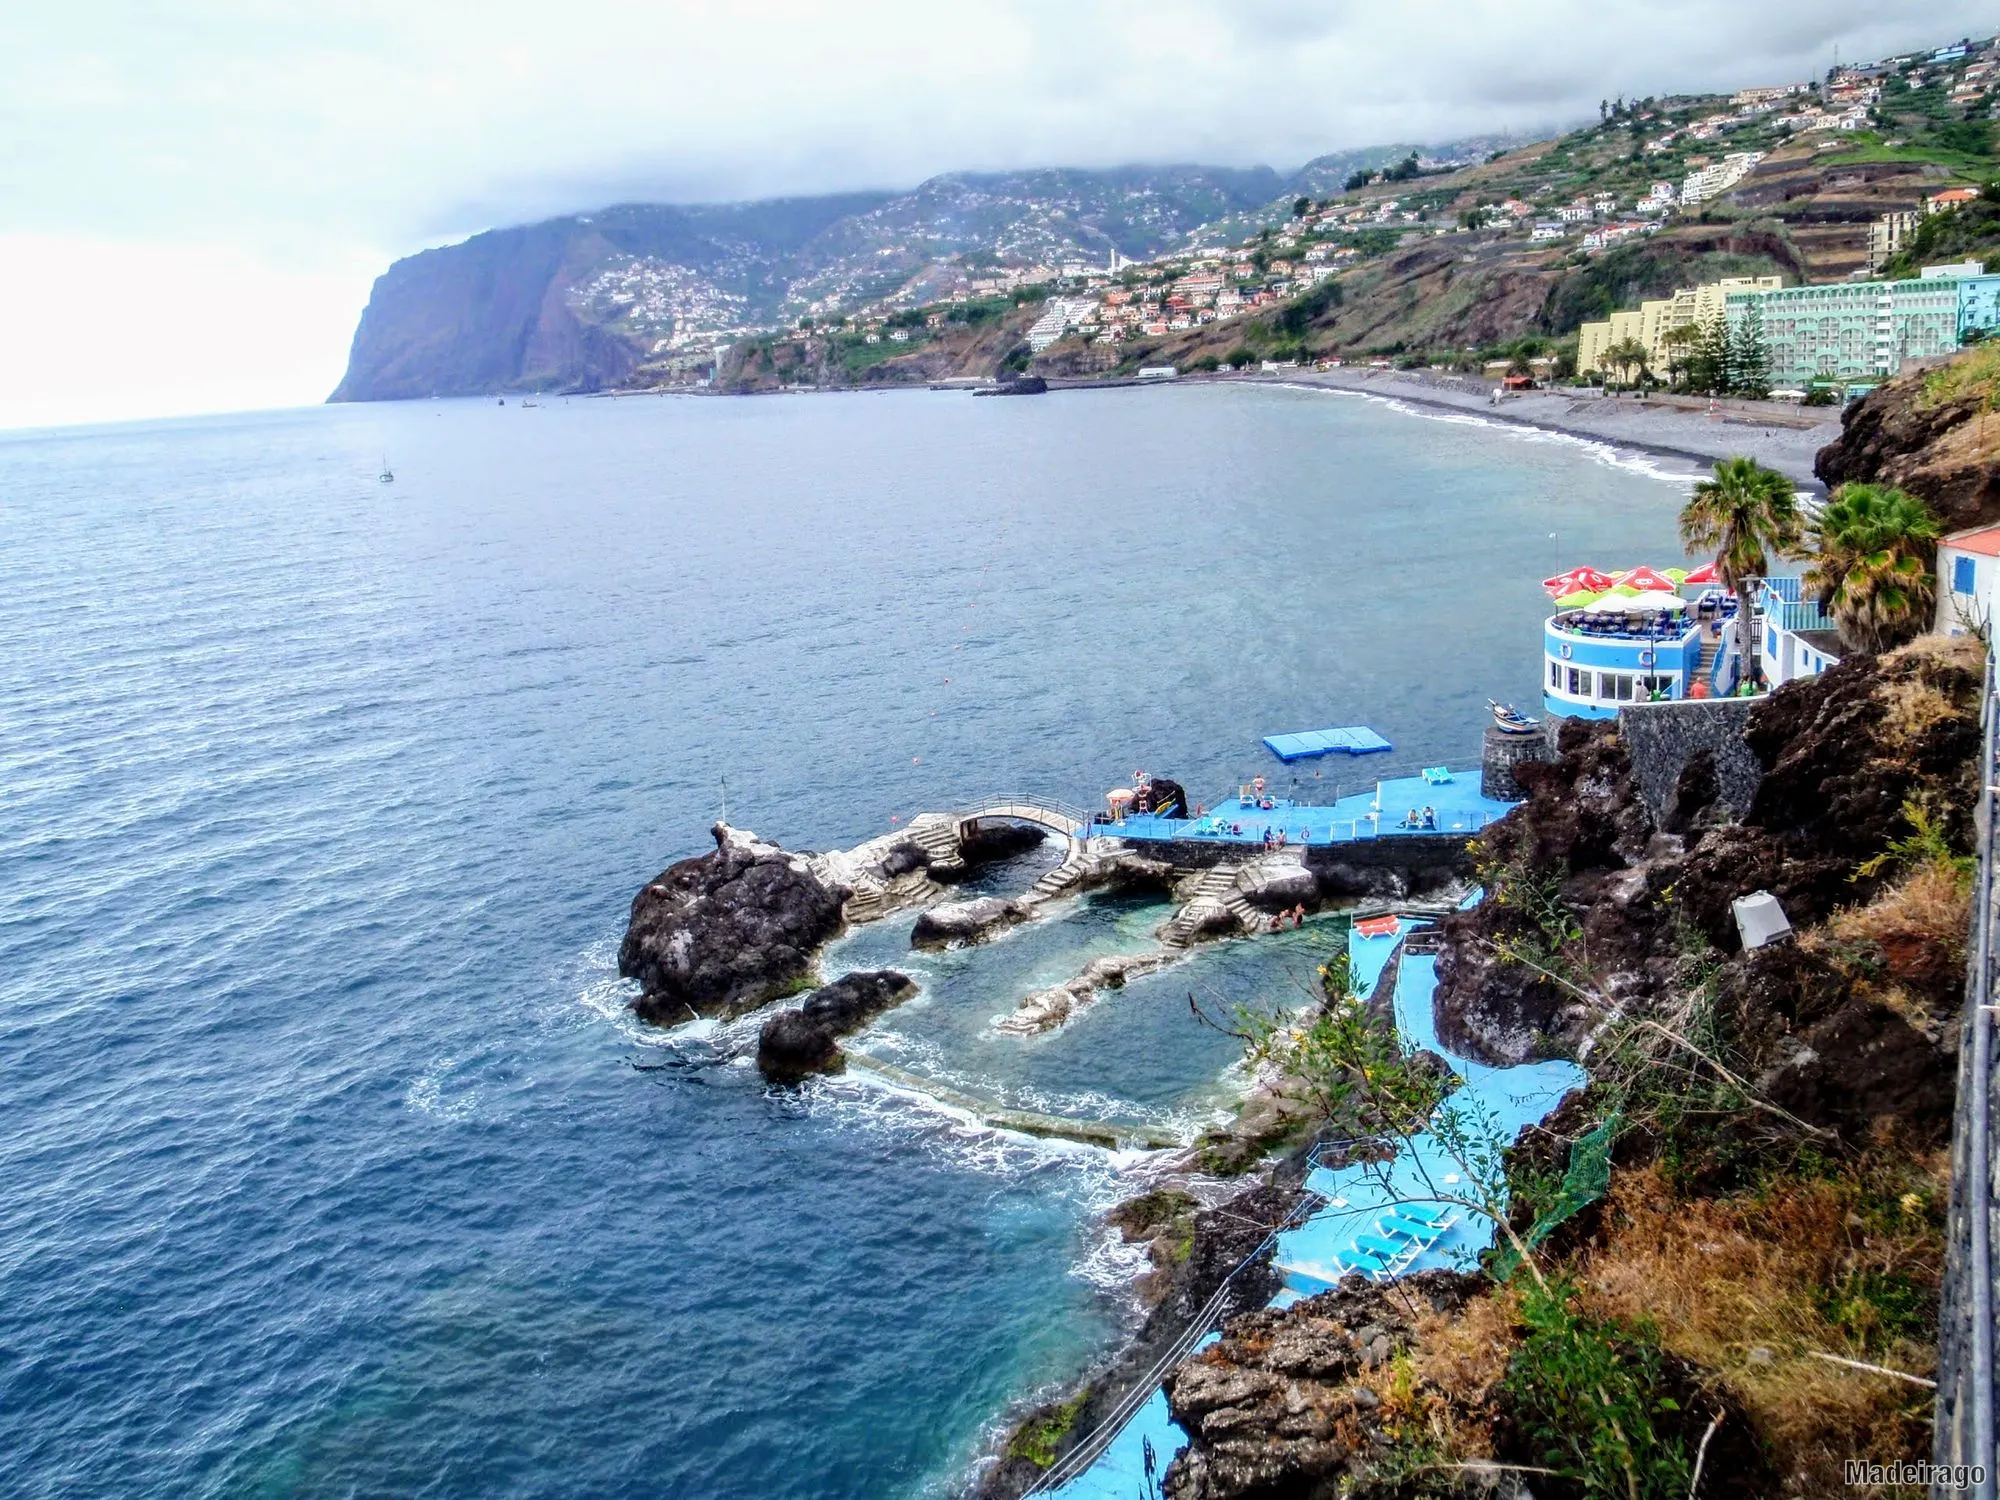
1576, 277, 1782, 376
1723, 271, 1996, 387
1680, 151, 1764, 205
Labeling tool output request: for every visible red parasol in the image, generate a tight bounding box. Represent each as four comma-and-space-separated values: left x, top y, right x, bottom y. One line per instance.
1611, 566, 1682, 593
1682, 561, 1720, 585
1541, 566, 1613, 598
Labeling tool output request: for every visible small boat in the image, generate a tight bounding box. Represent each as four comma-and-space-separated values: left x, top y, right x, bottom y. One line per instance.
520, 398, 541, 408
377, 457, 394, 484
1488, 700, 1541, 735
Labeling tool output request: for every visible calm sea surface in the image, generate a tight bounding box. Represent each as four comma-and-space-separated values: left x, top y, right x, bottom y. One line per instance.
0, 385, 1689, 1497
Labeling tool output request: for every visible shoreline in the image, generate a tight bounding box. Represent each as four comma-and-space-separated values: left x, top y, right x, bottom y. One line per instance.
1267, 367, 1839, 486
626, 364, 1842, 486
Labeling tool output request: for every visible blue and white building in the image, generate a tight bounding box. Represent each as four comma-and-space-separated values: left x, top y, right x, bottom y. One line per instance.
1542, 605, 1706, 718
1757, 577, 1843, 687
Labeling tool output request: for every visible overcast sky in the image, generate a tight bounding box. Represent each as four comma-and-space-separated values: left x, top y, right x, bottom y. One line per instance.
2, 1, 1992, 429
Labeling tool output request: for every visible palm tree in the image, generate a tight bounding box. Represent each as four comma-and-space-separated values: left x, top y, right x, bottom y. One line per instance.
1602, 337, 1650, 389
1679, 456, 1805, 689
1802, 483, 1941, 653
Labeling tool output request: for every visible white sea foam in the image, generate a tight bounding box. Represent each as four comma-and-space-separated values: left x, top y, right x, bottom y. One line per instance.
405, 1055, 479, 1121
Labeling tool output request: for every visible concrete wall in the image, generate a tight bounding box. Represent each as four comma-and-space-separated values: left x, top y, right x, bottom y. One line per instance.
1617, 697, 1764, 825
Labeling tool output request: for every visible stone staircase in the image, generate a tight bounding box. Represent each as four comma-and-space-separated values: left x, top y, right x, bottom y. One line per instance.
1159, 861, 1253, 946
905, 814, 966, 878
1023, 850, 1090, 906
1696, 635, 1721, 682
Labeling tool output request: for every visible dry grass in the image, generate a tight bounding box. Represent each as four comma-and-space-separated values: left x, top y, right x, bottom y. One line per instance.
1578, 1154, 1945, 1494
1823, 860, 1972, 1020
1875, 675, 1967, 754
1918, 339, 2000, 412
1364, 1286, 1524, 1463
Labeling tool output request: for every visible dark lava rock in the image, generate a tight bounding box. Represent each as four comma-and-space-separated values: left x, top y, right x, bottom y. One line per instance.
756, 969, 919, 1082
1816, 358, 2000, 530
619, 823, 848, 1024
1162, 1271, 1477, 1500
978, 374, 1047, 395
979, 1175, 1312, 1500
957, 821, 1046, 863
911, 896, 1028, 949
755, 1008, 840, 1081
1136, 777, 1188, 818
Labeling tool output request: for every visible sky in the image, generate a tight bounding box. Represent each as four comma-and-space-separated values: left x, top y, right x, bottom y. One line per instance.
2, 1, 1994, 429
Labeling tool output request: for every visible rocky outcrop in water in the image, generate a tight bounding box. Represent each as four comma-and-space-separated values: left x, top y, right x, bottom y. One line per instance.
620, 823, 849, 1023
997, 950, 1178, 1034
911, 896, 1030, 949
756, 969, 919, 1081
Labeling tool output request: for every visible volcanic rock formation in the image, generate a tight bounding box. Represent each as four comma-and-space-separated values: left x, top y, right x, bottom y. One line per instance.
619, 823, 849, 1023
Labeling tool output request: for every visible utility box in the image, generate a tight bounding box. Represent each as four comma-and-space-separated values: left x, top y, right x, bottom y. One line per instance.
1732, 890, 1792, 951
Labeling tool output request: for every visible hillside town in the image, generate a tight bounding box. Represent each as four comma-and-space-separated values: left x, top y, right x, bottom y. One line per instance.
677, 30, 2000, 398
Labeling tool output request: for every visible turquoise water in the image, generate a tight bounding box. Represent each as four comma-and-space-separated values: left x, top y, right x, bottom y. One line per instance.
1051, 919, 1587, 1499
0, 385, 1681, 1497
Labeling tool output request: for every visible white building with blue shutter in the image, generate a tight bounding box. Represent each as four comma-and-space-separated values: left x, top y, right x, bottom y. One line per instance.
1935, 524, 2000, 638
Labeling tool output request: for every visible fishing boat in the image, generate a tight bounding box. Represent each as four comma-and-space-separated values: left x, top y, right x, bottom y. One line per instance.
1487, 700, 1540, 735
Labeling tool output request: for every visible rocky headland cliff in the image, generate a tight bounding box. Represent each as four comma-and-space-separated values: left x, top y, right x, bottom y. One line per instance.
1815, 345, 2000, 531
1144, 638, 1979, 1498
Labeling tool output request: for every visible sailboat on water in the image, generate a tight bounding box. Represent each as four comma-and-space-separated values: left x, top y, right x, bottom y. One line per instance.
378, 457, 395, 484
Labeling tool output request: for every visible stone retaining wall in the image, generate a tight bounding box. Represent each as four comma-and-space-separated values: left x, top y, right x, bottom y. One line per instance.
1617, 698, 1763, 825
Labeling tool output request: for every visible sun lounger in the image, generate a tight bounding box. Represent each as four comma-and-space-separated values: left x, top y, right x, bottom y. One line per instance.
1338, 1243, 1398, 1279
1422, 766, 1452, 785
1354, 1232, 1420, 1269
1379, 1212, 1452, 1244
1393, 1202, 1455, 1230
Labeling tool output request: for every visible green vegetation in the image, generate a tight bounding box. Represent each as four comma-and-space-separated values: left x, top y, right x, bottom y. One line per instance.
1680, 456, 1804, 674
1501, 1280, 1694, 1498
1802, 484, 1942, 652
1921, 336, 2000, 409
1270, 276, 1342, 339
1886, 189, 2000, 276
1005, 1389, 1089, 1468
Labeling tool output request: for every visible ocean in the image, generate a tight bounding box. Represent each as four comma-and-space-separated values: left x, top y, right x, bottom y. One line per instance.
0, 384, 1689, 1497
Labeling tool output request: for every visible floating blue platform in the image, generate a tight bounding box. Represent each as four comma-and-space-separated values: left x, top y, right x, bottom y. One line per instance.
1260, 725, 1393, 762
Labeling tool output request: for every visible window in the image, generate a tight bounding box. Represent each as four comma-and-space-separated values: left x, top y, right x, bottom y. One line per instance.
1597, 671, 1636, 701
1567, 666, 1585, 695
1954, 555, 1977, 596
1549, 660, 1562, 688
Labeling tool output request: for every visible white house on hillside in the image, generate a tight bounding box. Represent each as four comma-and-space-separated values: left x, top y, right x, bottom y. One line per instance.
1936, 524, 2000, 637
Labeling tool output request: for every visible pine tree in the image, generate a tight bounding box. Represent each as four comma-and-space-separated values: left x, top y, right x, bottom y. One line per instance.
1686, 314, 1730, 395
1728, 304, 1772, 399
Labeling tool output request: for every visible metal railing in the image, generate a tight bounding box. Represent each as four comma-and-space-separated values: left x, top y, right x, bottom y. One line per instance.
953, 794, 1095, 840
1019, 1189, 1324, 1496
1937, 644, 1998, 1497
1109, 809, 1497, 846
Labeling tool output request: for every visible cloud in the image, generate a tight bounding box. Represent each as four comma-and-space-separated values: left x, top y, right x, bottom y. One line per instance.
0, 0, 1991, 425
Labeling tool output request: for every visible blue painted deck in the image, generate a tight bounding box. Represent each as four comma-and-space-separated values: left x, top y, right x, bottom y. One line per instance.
1044, 1336, 1218, 1499
1261, 725, 1393, 762
1103, 772, 1514, 847
1271, 932, 1587, 1293
1046, 914, 1585, 1499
